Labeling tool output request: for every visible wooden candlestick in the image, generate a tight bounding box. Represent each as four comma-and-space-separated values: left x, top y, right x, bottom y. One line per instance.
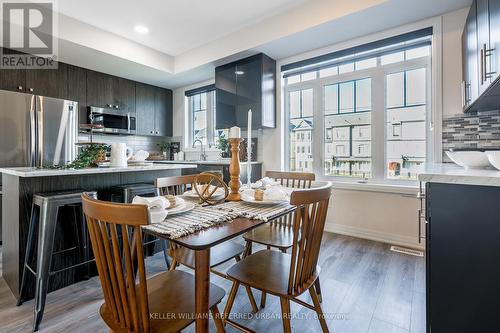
227, 138, 242, 201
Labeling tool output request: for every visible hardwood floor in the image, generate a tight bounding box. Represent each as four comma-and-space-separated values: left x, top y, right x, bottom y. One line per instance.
0, 233, 425, 333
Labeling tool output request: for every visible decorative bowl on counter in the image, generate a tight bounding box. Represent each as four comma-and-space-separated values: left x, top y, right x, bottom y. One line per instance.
445, 150, 491, 169
485, 151, 500, 171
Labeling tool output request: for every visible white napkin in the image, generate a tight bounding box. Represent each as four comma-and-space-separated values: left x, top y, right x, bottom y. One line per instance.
166, 197, 186, 210
264, 187, 288, 201
130, 150, 150, 161
132, 196, 170, 210
260, 177, 280, 187
149, 208, 168, 223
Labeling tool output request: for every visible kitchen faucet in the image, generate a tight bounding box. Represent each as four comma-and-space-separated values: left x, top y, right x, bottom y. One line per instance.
192, 139, 207, 161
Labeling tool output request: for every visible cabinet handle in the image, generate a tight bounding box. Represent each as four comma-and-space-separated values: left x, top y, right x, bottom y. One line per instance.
417, 209, 422, 244
155, 131, 159, 134
150, 131, 154, 134
29, 88, 34, 92
481, 46, 485, 85
461, 81, 466, 108
17, 86, 23, 91
114, 105, 119, 109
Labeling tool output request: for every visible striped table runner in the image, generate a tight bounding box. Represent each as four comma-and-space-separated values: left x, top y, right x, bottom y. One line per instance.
142, 201, 296, 239
213, 201, 296, 222
142, 206, 238, 239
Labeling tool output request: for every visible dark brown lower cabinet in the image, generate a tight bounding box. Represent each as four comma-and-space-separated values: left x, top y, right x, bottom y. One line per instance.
426, 182, 500, 332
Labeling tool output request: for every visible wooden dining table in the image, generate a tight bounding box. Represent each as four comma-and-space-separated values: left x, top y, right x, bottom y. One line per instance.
143, 209, 294, 333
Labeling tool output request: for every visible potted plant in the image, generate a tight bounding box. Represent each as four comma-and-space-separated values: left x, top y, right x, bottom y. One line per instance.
216, 133, 230, 158
158, 142, 171, 159
70, 144, 108, 169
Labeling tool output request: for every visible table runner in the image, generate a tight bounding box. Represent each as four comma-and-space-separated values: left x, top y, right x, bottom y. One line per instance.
213, 201, 296, 222
142, 201, 296, 239
143, 206, 238, 239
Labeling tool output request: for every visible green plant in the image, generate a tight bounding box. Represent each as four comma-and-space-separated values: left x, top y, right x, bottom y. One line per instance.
401, 155, 410, 168
158, 141, 171, 153
216, 133, 229, 153
69, 144, 108, 169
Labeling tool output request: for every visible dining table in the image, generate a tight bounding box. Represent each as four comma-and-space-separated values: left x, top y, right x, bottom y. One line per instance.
143, 203, 295, 333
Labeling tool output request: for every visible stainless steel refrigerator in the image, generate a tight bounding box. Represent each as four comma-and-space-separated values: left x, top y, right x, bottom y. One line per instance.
0, 89, 78, 169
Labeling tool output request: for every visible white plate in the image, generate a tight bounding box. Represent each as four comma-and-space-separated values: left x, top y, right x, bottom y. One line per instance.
166, 202, 195, 215
181, 188, 225, 199
240, 193, 288, 205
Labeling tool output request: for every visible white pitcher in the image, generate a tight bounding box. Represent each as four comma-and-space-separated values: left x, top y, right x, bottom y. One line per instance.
110, 143, 133, 167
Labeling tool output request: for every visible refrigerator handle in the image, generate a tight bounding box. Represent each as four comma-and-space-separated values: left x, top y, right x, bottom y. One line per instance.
37, 96, 43, 167
29, 95, 36, 167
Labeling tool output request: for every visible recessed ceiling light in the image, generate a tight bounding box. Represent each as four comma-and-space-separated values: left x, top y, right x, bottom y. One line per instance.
134, 25, 149, 34
235, 70, 245, 75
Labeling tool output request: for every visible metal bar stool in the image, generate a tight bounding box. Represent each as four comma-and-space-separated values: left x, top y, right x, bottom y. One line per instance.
17, 190, 97, 331
109, 183, 170, 269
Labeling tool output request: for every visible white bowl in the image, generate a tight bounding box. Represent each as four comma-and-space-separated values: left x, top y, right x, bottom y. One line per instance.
485, 151, 500, 170
445, 151, 490, 169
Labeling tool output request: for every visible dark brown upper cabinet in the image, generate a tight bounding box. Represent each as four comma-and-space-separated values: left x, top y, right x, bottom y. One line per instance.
135, 83, 156, 135
462, 0, 500, 112
135, 83, 172, 137
155, 87, 173, 137
86, 71, 135, 113
215, 53, 276, 130
66, 65, 88, 123
25, 62, 68, 98
0, 68, 26, 93
0, 48, 68, 98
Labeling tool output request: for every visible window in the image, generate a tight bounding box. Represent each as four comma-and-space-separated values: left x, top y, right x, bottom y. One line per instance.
187, 88, 220, 147
288, 88, 313, 172
284, 30, 432, 183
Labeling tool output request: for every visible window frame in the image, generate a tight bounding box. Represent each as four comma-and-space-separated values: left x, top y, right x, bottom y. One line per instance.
284, 53, 431, 185
187, 90, 216, 148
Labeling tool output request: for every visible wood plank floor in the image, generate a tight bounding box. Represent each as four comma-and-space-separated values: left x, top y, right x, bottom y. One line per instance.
0, 233, 425, 333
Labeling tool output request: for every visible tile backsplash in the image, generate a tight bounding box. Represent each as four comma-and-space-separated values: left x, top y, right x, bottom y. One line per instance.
442, 110, 500, 158
78, 133, 167, 154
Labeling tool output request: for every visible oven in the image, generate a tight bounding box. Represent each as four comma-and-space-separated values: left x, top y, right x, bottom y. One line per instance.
86, 106, 136, 135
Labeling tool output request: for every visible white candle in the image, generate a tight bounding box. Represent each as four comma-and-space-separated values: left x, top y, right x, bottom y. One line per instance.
229, 126, 241, 138
247, 109, 252, 186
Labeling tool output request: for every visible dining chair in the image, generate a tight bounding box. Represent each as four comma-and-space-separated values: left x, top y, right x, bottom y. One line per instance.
155, 174, 259, 313
223, 182, 332, 333
81, 193, 226, 333
243, 171, 321, 307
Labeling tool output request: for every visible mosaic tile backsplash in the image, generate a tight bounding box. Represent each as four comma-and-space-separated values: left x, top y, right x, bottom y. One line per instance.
442, 110, 500, 159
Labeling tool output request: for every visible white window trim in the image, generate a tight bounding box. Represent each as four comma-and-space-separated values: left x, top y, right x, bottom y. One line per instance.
277, 15, 443, 192
187, 90, 216, 148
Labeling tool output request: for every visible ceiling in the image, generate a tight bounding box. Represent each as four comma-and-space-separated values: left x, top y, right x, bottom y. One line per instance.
56, 0, 310, 56
45, 0, 473, 89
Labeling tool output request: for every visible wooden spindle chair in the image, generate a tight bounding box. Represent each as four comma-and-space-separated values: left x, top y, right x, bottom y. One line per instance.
223, 182, 332, 333
81, 193, 226, 333
155, 174, 259, 313
243, 171, 321, 307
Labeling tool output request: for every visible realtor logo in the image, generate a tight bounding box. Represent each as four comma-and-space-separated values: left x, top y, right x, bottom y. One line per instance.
0, 0, 58, 68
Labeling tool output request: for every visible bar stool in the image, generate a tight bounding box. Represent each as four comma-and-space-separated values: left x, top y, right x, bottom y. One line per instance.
109, 183, 170, 269
17, 190, 97, 331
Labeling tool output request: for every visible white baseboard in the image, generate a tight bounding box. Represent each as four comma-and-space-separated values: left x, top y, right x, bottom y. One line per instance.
324, 223, 425, 250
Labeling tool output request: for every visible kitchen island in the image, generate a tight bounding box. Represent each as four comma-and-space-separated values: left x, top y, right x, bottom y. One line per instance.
0, 163, 196, 300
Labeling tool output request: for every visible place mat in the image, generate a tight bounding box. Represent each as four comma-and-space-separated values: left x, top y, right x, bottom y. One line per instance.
213, 201, 296, 222
142, 206, 238, 239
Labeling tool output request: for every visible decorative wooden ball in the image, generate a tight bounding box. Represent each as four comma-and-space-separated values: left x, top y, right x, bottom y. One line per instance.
193, 172, 229, 205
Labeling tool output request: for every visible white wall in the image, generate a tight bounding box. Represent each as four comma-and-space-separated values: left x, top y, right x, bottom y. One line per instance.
170, 8, 468, 249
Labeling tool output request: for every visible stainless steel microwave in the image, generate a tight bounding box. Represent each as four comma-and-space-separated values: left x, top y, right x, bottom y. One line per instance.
86, 106, 136, 135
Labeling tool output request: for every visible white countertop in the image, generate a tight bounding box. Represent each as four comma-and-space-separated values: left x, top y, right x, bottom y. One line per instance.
154, 160, 262, 166
0, 163, 197, 177
418, 163, 500, 187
